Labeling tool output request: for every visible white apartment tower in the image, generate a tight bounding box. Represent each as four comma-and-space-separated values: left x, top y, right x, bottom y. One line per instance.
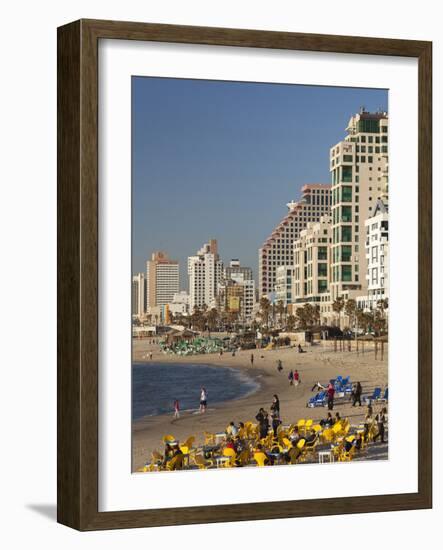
259, 184, 331, 298
146, 251, 180, 307
188, 239, 224, 311
132, 273, 146, 318
330, 109, 389, 301
357, 198, 389, 311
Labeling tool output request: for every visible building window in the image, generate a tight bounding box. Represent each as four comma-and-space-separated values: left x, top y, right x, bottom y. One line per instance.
341, 245, 352, 262
318, 280, 328, 294
318, 263, 327, 277
341, 186, 352, 202
341, 226, 352, 242
342, 265, 352, 282
342, 165, 353, 182
318, 246, 328, 260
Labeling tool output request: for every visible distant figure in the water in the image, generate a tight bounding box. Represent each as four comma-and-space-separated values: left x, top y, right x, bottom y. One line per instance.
173, 398, 180, 419
149, 351, 153, 360
199, 387, 207, 414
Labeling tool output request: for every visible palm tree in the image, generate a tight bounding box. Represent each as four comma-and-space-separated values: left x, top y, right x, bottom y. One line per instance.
206, 308, 219, 334
276, 300, 286, 327
332, 296, 345, 328
286, 314, 296, 332
377, 298, 389, 334
259, 297, 271, 328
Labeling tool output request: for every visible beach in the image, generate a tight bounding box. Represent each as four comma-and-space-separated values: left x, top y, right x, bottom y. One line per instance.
132, 339, 388, 471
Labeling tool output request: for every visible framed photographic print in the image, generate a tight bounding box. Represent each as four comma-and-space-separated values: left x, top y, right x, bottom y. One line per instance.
57, 19, 432, 530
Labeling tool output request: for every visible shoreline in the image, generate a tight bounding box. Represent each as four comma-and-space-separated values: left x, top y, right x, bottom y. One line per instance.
132, 340, 388, 471
132, 360, 267, 422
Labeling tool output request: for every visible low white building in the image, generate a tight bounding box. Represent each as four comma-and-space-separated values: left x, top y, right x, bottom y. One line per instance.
167, 291, 190, 316
357, 198, 389, 311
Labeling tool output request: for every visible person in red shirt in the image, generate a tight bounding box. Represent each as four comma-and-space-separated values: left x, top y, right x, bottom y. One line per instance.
327, 383, 335, 410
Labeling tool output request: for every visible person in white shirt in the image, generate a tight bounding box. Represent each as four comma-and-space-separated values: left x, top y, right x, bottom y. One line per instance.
199, 387, 207, 413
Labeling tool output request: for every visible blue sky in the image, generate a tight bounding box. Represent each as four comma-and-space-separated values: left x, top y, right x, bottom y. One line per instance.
132, 77, 387, 288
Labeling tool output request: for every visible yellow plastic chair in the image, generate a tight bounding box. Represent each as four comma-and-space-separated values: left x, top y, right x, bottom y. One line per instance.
222, 447, 237, 467
305, 419, 313, 432
312, 424, 323, 433
193, 454, 213, 469
297, 419, 306, 434
282, 437, 292, 449
321, 428, 334, 443
166, 453, 184, 471
236, 449, 251, 467
253, 451, 269, 467
181, 436, 196, 450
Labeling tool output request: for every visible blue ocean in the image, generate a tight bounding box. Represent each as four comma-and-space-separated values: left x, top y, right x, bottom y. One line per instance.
132, 362, 260, 420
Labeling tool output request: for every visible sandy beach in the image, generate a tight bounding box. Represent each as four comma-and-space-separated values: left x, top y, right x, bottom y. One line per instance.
132, 338, 388, 471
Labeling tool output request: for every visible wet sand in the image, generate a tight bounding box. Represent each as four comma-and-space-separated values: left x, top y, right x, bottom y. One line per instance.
132, 339, 388, 470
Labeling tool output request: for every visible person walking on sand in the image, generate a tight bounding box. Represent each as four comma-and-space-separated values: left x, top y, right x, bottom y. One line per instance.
173, 398, 180, 419
199, 387, 207, 414
288, 369, 294, 385
327, 382, 335, 410
352, 381, 362, 407
277, 359, 283, 372
149, 351, 153, 360
250, 353, 254, 367
294, 369, 300, 385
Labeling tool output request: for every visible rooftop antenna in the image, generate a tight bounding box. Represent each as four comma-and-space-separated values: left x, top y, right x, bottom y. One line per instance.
359, 105, 365, 114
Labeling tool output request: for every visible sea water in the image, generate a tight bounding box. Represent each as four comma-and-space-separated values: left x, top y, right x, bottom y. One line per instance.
132, 362, 260, 420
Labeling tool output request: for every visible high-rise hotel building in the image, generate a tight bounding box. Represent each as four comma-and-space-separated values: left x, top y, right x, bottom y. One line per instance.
132, 273, 146, 318
146, 251, 180, 308
188, 239, 224, 311
330, 109, 389, 301
258, 184, 331, 298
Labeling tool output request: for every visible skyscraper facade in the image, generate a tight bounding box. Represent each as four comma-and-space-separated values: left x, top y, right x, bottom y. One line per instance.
146, 251, 180, 308
293, 215, 333, 322
132, 273, 146, 318
330, 109, 389, 301
259, 184, 331, 299
188, 239, 224, 311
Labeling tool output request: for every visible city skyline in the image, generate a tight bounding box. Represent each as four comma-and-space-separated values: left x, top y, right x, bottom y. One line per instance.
132, 77, 388, 288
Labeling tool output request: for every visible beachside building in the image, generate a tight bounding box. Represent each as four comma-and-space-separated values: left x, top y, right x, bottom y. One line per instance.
132, 273, 146, 318
224, 259, 253, 282
356, 198, 389, 311
146, 251, 180, 308
217, 275, 256, 322
330, 109, 389, 302
188, 239, 224, 311
292, 215, 333, 323
275, 265, 294, 306
258, 184, 331, 299
167, 291, 190, 317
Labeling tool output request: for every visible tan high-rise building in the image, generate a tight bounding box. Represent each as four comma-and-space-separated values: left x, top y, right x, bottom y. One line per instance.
292, 215, 333, 323
259, 184, 331, 298
146, 251, 179, 308
330, 109, 389, 301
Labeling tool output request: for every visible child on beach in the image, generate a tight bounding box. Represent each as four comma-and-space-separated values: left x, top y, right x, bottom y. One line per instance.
288, 370, 294, 385
294, 370, 300, 385
173, 399, 180, 419
277, 359, 283, 372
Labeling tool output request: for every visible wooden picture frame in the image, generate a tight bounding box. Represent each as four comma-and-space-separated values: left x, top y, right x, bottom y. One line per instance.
57, 19, 432, 530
